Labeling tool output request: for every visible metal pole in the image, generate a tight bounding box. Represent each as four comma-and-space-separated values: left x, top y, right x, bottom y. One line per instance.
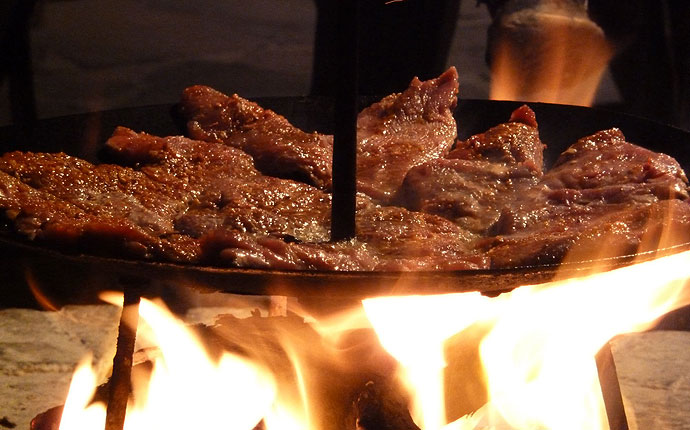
331, 0, 359, 241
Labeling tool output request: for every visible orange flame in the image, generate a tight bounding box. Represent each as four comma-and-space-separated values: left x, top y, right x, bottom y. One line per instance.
58, 297, 293, 430
488, 9, 613, 106
58, 251, 689, 430
364, 250, 690, 430
24, 266, 60, 311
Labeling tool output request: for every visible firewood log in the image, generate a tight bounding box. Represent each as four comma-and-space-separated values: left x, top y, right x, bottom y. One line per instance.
355, 380, 419, 430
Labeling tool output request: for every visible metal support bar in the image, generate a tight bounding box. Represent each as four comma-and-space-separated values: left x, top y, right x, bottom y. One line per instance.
331, 0, 359, 241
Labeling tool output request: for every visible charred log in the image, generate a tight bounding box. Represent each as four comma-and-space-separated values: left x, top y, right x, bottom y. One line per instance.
355, 380, 419, 430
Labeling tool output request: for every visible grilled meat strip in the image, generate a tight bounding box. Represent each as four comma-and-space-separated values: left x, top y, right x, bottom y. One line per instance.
355, 67, 459, 203
448, 105, 543, 169
539, 128, 688, 203
0, 151, 184, 233
481, 128, 690, 267
179, 68, 460, 203
0, 153, 187, 260
203, 205, 487, 271
355, 205, 486, 271
483, 199, 690, 268
179, 85, 334, 190
400, 105, 545, 233
106, 127, 337, 245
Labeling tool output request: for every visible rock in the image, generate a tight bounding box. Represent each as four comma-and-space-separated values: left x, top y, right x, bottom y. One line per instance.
0, 305, 120, 430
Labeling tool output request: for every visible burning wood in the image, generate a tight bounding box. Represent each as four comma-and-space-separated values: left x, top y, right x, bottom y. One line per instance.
38, 297, 404, 430
355, 380, 419, 430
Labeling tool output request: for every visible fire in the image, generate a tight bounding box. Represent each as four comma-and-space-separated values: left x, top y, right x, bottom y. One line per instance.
58, 249, 689, 430
58, 297, 290, 430
487, 5, 613, 106
364, 250, 690, 430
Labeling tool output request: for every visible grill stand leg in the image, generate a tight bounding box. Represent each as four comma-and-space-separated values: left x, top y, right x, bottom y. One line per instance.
105, 279, 144, 430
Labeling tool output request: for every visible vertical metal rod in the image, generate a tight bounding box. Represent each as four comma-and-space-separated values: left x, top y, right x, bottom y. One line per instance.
331, 0, 359, 241
105, 282, 142, 430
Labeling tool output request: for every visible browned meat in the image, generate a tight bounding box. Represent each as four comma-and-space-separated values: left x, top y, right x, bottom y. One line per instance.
493, 128, 689, 236
402, 160, 541, 233
179, 68, 460, 203
201, 230, 378, 271
481, 199, 690, 268
0, 160, 172, 260
175, 176, 335, 244
179, 85, 334, 189
203, 205, 487, 271
540, 128, 688, 202
106, 126, 259, 185
355, 205, 487, 270
2, 87, 689, 273
356, 67, 460, 203
482, 128, 690, 267
0, 151, 183, 237
400, 105, 544, 233
448, 104, 543, 170
105, 126, 261, 212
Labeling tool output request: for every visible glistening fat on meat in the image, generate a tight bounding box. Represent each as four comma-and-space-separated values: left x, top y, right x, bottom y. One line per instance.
399, 105, 545, 234
179, 67, 461, 204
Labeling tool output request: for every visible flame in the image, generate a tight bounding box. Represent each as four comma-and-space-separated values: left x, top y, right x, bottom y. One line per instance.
25, 266, 60, 311
58, 251, 689, 430
363, 293, 503, 430
488, 9, 613, 106
58, 297, 288, 430
364, 250, 690, 430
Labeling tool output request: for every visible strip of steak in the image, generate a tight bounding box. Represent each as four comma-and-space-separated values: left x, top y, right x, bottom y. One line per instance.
355, 67, 459, 203
355, 205, 487, 270
0, 150, 188, 235
447, 104, 543, 169
179, 85, 334, 189
202, 205, 487, 271
481, 128, 690, 267
482, 199, 690, 268
540, 128, 688, 202
0, 159, 173, 259
200, 230, 378, 271
106, 127, 343, 244
400, 105, 544, 233
178, 68, 460, 203
105, 126, 259, 208
492, 128, 689, 235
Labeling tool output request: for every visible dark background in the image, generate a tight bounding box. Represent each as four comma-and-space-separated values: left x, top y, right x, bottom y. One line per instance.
0, 0, 629, 128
